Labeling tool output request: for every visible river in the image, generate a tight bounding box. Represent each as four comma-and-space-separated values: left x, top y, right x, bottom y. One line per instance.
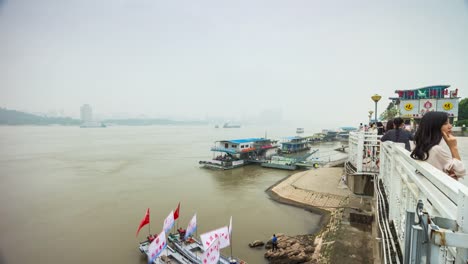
0, 125, 340, 264
0, 125, 466, 264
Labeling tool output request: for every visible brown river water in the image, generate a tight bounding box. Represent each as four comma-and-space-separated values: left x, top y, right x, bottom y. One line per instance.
1, 126, 466, 264
0, 125, 346, 264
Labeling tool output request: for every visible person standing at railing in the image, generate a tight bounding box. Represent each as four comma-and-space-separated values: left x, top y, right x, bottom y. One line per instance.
410, 111, 466, 180
385, 119, 394, 133
380, 117, 414, 151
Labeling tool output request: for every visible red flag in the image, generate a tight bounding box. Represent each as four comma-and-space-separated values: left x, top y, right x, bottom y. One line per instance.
136, 208, 150, 237
173, 202, 180, 220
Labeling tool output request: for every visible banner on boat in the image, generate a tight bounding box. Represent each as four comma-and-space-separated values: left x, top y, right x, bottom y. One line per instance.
202, 238, 220, 264
185, 213, 197, 240
163, 210, 175, 233
147, 230, 167, 263
200, 226, 230, 250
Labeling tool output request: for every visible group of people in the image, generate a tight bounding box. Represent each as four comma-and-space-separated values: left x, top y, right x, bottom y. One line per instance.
379, 111, 465, 181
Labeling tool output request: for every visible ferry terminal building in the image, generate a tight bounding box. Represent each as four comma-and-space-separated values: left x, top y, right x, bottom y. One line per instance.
390, 85, 460, 125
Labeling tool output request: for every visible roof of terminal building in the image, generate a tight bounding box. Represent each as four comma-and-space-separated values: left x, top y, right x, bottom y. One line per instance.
220, 138, 267, 144
394, 85, 450, 92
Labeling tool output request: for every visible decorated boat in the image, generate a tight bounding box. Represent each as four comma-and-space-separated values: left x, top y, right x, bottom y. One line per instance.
137, 205, 246, 264
199, 138, 278, 170
168, 215, 246, 264
139, 240, 192, 264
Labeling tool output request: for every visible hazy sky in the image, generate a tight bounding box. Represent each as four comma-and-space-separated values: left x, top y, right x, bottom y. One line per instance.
1, 0, 467, 127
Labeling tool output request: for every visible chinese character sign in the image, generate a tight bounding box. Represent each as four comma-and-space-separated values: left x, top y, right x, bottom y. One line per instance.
200, 226, 230, 250
185, 214, 197, 240
147, 230, 167, 264
202, 238, 220, 264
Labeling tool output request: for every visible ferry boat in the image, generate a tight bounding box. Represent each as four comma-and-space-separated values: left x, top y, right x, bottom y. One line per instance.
168, 231, 245, 264
279, 136, 311, 154
139, 240, 192, 264
261, 149, 319, 170
199, 138, 278, 170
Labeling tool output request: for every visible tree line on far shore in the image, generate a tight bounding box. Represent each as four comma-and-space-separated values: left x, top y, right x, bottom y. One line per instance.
0, 108, 81, 125
0, 107, 208, 126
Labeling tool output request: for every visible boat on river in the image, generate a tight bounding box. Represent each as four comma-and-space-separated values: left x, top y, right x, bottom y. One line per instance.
168, 231, 245, 264
139, 240, 192, 264
222, 122, 241, 128
279, 136, 311, 154
199, 138, 278, 170
261, 149, 319, 170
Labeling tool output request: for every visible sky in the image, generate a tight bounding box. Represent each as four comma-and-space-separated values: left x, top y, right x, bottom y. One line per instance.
1, 0, 467, 128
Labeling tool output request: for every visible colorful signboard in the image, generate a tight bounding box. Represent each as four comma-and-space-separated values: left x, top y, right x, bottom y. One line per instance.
436, 98, 459, 117
399, 100, 420, 118
399, 98, 459, 118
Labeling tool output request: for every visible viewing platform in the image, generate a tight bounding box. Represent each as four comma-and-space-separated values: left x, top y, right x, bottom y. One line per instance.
346, 132, 468, 263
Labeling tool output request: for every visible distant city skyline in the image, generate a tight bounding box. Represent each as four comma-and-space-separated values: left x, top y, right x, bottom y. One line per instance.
1, 0, 467, 129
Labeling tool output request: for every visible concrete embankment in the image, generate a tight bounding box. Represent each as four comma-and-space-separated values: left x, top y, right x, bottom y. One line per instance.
266, 167, 374, 264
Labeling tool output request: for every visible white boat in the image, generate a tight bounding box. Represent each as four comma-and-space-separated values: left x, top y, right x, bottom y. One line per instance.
139, 240, 192, 264
223, 123, 241, 128
168, 232, 245, 264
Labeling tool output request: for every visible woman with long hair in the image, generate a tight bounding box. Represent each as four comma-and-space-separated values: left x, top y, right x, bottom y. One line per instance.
381, 117, 414, 151
410, 111, 465, 180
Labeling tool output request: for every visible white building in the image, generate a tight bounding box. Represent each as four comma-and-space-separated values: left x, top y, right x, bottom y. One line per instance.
80, 104, 93, 123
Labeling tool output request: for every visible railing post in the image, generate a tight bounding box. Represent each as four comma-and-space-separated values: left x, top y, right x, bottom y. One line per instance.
456, 188, 468, 263
356, 132, 364, 173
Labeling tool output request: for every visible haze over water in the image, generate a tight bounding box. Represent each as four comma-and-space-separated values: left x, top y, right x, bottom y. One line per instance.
0, 125, 344, 264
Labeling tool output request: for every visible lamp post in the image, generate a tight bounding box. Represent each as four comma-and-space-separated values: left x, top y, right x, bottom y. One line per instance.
371, 94, 382, 123
368, 110, 374, 124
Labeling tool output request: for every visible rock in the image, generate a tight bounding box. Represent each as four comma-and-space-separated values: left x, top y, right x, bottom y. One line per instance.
248, 240, 265, 248
263, 234, 315, 263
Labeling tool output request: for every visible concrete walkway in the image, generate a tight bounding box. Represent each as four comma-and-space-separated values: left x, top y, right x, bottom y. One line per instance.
271, 168, 351, 211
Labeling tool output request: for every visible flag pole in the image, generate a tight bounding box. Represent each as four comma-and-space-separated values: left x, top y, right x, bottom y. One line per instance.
148, 208, 151, 236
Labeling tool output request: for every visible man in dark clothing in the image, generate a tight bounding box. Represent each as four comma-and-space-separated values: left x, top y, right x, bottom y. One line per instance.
381, 117, 414, 151
271, 234, 278, 252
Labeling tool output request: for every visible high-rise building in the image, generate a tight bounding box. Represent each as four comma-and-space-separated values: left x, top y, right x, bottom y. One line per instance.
80, 104, 93, 123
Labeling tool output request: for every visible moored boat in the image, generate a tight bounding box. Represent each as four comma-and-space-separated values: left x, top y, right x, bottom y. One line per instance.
168, 232, 244, 264
279, 136, 310, 154
139, 240, 192, 264
199, 138, 278, 170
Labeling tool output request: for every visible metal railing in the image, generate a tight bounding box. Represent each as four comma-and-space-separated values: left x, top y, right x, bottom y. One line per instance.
377, 141, 468, 264
348, 132, 381, 174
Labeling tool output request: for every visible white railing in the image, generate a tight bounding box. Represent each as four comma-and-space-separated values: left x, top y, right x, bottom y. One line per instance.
348, 132, 381, 173
378, 141, 468, 263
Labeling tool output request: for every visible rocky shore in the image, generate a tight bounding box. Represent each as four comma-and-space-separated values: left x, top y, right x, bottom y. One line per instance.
261, 168, 374, 263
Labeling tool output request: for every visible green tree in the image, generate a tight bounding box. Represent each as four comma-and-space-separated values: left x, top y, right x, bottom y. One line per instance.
380, 101, 400, 121
458, 97, 468, 120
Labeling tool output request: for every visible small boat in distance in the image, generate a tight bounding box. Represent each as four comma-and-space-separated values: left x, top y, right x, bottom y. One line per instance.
223, 122, 241, 128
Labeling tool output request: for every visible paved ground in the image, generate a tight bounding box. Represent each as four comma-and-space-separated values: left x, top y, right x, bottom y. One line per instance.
270, 167, 375, 263
271, 168, 350, 210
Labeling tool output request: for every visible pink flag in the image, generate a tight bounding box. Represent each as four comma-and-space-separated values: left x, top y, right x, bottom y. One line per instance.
147, 230, 167, 263
163, 210, 174, 234
202, 238, 220, 264
184, 213, 197, 240
200, 226, 230, 250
